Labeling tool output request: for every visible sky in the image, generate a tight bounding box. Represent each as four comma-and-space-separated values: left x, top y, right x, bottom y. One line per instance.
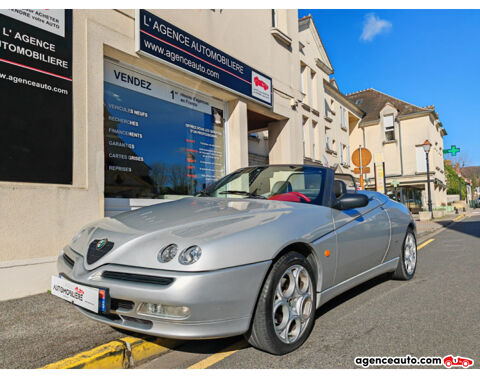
299, 9, 480, 166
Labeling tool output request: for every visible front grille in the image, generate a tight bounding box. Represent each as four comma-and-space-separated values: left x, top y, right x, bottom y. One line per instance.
102, 271, 174, 285
87, 239, 114, 264
63, 253, 75, 268
111, 298, 135, 311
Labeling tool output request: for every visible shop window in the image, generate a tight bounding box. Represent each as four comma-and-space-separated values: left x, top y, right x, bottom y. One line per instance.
103, 60, 225, 198
384, 114, 395, 141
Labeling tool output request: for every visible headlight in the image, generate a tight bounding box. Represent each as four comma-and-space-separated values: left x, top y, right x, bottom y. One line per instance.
158, 244, 178, 263
179, 245, 202, 265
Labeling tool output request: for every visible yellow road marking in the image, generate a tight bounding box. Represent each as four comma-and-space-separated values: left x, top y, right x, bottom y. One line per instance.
187, 339, 247, 369
418, 238, 434, 250
453, 214, 465, 221
41, 340, 127, 369
41, 336, 177, 369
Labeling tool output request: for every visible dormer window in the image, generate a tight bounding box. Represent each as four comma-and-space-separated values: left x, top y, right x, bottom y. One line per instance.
383, 114, 395, 141
355, 98, 363, 105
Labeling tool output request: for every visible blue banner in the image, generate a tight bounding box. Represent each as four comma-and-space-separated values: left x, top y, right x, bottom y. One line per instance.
136, 9, 272, 107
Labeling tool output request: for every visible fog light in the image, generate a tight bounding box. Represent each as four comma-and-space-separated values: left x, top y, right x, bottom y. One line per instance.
138, 303, 190, 319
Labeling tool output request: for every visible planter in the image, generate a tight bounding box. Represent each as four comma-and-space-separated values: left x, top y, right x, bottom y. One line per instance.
418, 211, 432, 221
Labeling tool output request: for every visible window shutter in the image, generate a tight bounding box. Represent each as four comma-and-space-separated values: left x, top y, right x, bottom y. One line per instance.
416, 146, 427, 172
384, 115, 394, 128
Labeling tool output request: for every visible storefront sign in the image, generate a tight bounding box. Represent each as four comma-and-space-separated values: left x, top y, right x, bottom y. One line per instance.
0, 9, 73, 184
104, 60, 226, 198
374, 153, 386, 194
135, 9, 272, 107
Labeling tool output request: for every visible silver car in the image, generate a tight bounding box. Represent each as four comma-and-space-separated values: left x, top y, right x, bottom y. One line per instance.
52, 165, 417, 355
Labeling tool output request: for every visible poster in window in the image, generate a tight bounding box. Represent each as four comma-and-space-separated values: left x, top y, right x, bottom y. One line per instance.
0, 10, 73, 184
103, 60, 225, 198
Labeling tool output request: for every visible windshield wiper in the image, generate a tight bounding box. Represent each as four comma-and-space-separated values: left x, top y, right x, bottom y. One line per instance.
218, 190, 266, 199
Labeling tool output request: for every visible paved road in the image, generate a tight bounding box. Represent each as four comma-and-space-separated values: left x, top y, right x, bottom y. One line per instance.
1, 214, 479, 368
142, 214, 480, 368
0, 292, 126, 369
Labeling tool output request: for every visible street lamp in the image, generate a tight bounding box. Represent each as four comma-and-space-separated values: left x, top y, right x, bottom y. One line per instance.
422, 140, 433, 218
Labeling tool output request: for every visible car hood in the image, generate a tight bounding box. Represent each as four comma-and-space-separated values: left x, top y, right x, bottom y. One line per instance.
69, 197, 336, 272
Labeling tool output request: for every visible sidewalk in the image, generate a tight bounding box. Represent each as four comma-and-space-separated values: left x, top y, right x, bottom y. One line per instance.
414, 209, 471, 240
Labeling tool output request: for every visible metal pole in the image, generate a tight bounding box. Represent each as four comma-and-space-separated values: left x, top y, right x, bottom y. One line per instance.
426, 151, 433, 217
459, 175, 462, 201
359, 145, 364, 190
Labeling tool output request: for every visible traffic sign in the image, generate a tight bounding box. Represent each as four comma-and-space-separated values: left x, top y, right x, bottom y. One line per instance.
353, 167, 370, 174
352, 147, 372, 168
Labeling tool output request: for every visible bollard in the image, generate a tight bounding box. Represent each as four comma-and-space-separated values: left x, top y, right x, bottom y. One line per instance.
455, 207, 459, 214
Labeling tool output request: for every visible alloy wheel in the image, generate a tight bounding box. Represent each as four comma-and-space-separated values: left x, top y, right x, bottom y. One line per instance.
272, 264, 314, 344
404, 233, 417, 275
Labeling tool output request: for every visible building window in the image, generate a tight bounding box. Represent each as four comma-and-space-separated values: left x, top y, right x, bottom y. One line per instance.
302, 117, 307, 156
300, 62, 306, 95
340, 106, 347, 130
324, 99, 329, 117
325, 127, 333, 152
312, 121, 317, 160
272, 9, 278, 28
340, 143, 344, 164
384, 114, 395, 141
416, 146, 427, 173
310, 69, 316, 107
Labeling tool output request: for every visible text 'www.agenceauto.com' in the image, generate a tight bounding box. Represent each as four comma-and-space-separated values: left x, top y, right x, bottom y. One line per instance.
355, 354, 474, 368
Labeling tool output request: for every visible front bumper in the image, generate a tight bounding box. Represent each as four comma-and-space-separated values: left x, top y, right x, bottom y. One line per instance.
57, 246, 271, 339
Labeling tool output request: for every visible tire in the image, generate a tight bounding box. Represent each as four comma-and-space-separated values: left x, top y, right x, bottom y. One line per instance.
392, 229, 417, 280
245, 251, 316, 355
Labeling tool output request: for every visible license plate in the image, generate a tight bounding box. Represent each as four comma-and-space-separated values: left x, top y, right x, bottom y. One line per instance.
51, 275, 102, 313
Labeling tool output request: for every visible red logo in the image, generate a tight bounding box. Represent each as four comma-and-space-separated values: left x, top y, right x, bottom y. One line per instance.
443, 355, 474, 368
254, 76, 269, 90
75, 286, 85, 295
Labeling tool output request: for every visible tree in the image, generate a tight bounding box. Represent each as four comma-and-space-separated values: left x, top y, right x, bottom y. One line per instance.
445, 161, 466, 197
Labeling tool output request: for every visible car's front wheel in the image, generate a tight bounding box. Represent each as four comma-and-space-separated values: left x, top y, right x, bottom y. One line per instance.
245, 251, 316, 355
392, 229, 417, 280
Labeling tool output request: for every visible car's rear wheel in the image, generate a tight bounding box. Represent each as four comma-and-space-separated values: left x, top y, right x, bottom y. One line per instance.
392, 229, 417, 280
245, 251, 316, 355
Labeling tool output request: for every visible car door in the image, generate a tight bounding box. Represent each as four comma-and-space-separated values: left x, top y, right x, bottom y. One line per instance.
332, 196, 390, 285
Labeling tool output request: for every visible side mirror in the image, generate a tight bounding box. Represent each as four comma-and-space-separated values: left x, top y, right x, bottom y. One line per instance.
334, 193, 369, 210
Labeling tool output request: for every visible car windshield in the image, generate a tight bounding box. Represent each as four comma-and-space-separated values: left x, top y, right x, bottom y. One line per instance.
199, 166, 326, 204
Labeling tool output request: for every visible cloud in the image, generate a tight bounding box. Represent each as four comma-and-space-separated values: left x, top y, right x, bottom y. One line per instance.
360, 13, 392, 42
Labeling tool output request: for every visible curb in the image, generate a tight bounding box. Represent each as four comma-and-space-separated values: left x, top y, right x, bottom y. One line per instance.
41, 336, 180, 369
417, 213, 466, 243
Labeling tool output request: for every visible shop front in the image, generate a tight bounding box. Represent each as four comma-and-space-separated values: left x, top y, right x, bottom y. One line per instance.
0, 9, 304, 300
